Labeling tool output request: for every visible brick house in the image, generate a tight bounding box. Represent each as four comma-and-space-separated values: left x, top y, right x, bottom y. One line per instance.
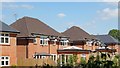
95, 35, 120, 54
61, 26, 95, 62
0, 21, 19, 67
0, 16, 119, 66
10, 17, 96, 65
10, 17, 70, 64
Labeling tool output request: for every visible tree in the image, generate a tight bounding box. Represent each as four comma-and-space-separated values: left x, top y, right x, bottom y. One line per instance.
108, 29, 120, 41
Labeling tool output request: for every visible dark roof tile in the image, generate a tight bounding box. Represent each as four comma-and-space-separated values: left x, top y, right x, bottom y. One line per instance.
0, 21, 19, 33
62, 26, 92, 41
10, 17, 63, 37
95, 35, 119, 44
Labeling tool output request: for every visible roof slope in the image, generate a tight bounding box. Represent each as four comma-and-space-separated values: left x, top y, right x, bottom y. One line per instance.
0, 21, 19, 33
95, 35, 119, 44
62, 26, 92, 41
10, 17, 62, 37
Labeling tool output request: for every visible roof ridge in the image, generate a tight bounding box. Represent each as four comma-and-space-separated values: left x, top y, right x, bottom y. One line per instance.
24, 17, 29, 37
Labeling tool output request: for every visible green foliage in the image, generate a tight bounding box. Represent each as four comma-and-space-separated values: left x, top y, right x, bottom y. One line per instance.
108, 29, 120, 41
67, 54, 78, 66
73, 54, 78, 64
57, 53, 120, 68
57, 58, 60, 66
11, 65, 17, 68
78, 53, 120, 68
68, 55, 74, 66
80, 57, 86, 64
113, 54, 120, 68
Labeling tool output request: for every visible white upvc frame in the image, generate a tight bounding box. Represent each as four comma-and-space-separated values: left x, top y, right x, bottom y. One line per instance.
86, 41, 93, 46
50, 54, 57, 62
40, 38, 49, 46
0, 56, 10, 67
0, 33, 10, 45
58, 54, 72, 65
61, 40, 69, 46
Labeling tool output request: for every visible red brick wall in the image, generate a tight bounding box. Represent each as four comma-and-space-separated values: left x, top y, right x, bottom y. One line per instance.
0, 33, 17, 66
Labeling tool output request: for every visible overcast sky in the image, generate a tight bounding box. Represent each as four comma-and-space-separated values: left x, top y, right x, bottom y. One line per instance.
1, 1, 119, 35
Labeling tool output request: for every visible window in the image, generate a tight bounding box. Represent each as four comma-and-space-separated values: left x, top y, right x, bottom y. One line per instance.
40, 36, 49, 46
33, 38, 37, 44
61, 40, 69, 46
86, 41, 92, 46
0, 56, 10, 66
50, 54, 57, 61
0, 33, 10, 44
40, 38, 49, 45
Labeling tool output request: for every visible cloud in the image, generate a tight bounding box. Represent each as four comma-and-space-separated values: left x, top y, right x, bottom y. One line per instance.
57, 13, 66, 18
102, 0, 119, 2
106, 2, 118, 6
2, 4, 34, 9
97, 8, 118, 20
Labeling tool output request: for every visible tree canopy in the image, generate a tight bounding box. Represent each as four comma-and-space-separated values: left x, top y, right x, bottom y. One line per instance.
108, 29, 120, 41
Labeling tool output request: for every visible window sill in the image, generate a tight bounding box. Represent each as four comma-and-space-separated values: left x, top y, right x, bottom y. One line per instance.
0, 44, 10, 46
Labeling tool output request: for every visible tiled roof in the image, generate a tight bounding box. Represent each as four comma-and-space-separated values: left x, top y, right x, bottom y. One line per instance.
95, 35, 119, 44
10, 17, 63, 37
62, 26, 92, 41
0, 21, 19, 33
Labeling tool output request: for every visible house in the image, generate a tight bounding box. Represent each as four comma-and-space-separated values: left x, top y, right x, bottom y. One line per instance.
0, 21, 19, 67
0, 16, 118, 66
10, 17, 70, 66
61, 26, 97, 62
94, 35, 120, 54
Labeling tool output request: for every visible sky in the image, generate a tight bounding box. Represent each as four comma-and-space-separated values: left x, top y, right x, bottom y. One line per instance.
0, 1, 119, 35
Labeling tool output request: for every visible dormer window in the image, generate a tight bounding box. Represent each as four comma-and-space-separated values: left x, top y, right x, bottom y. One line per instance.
0, 33, 10, 44
60, 38, 69, 46
86, 41, 93, 46
40, 35, 49, 46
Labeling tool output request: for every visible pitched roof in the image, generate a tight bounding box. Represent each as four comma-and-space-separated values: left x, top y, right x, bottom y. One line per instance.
95, 35, 119, 44
62, 26, 92, 41
10, 17, 62, 37
0, 21, 19, 33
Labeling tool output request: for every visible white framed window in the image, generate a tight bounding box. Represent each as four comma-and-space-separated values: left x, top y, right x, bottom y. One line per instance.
86, 41, 93, 46
50, 54, 57, 61
0, 56, 10, 67
40, 36, 49, 46
61, 40, 69, 46
0, 33, 10, 44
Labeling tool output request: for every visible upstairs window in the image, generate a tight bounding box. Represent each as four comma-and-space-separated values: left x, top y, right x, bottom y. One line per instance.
60, 38, 69, 46
40, 35, 49, 46
86, 41, 93, 46
0, 33, 10, 44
